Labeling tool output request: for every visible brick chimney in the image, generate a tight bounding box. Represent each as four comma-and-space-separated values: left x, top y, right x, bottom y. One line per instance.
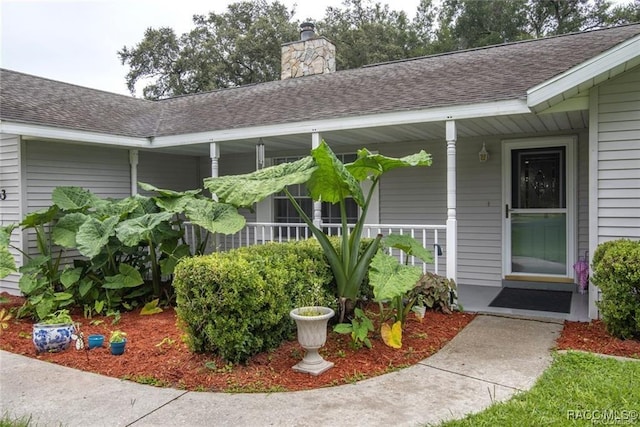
281, 22, 336, 80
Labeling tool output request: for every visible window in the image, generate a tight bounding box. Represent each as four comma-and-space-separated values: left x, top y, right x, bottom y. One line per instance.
273, 154, 359, 231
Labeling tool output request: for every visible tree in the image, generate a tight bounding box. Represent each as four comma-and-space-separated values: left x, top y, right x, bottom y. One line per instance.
118, 0, 298, 99
316, 0, 424, 69
120, 0, 640, 99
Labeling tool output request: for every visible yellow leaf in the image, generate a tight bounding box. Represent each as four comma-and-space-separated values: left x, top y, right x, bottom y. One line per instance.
0, 308, 12, 333
140, 299, 163, 315
380, 321, 402, 349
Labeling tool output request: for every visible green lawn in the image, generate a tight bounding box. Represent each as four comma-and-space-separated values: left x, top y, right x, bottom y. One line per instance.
439, 351, 640, 426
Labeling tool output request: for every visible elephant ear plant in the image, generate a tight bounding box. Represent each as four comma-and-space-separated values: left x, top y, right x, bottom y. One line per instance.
204, 140, 432, 321
0, 184, 246, 321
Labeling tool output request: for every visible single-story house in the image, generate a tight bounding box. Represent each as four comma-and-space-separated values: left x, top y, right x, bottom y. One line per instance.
1, 23, 639, 320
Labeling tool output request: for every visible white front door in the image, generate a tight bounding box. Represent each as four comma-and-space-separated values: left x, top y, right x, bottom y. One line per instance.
503, 137, 576, 280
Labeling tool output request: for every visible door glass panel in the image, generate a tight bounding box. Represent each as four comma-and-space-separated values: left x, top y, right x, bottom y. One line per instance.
511, 213, 566, 275
512, 148, 565, 209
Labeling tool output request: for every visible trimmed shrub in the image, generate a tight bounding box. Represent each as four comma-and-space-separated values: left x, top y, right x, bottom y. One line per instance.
592, 239, 640, 339
173, 239, 337, 363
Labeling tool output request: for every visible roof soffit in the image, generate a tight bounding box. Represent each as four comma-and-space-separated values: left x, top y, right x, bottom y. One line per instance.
527, 34, 640, 112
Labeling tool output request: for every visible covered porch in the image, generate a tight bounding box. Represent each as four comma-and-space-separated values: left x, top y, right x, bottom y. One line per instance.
163, 104, 590, 322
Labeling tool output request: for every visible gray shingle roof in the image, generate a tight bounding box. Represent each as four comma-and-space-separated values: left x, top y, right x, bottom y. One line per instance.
2, 24, 639, 138
0, 71, 159, 137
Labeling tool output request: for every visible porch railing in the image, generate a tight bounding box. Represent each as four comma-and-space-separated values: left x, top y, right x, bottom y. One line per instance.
184, 222, 446, 275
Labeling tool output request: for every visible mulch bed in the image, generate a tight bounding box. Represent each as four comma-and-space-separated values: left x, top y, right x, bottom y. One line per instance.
556, 320, 640, 358
2, 291, 638, 393
0, 293, 474, 392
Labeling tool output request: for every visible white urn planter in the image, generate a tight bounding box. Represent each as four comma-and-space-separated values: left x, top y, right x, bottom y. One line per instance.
289, 306, 335, 376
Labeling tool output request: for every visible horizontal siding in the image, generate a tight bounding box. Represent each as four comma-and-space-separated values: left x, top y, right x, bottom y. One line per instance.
137, 151, 200, 193
24, 140, 132, 263
0, 134, 22, 293
455, 138, 503, 287
26, 141, 131, 210
597, 66, 640, 240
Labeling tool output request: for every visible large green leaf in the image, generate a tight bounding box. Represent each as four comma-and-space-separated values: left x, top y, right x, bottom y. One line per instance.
138, 182, 201, 198
0, 224, 17, 246
131, 194, 159, 216
154, 195, 192, 213
308, 141, 364, 206
95, 197, 139, 220
60, 267, 83, 288
115, 212, 174, 247
76, 217, 119, 259
52, 186, 101, 211
52, 213, 89, 248
382, 234, 434, 264
20, 206, 59, 228
346, 149, 433, 181
184, 198, 245, 235
19, 273, 46, 295
102, 264, 144, 289
0, 246, 17, 279
203, 156, 317, 207
159, 242, 192, 276
369, 251, 422, 302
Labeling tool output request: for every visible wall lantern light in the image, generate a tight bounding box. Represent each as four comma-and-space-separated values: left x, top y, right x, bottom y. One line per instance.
479, 142, 489, 163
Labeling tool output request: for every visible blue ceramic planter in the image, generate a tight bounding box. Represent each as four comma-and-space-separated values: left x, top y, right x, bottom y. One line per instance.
32, 323, 75, 353
110, 339, 126, 356
88, 334, 105, 349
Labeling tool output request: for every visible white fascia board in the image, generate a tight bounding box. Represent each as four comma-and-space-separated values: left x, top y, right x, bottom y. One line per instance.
0, 121, 151, 148
151, 99, 529, 147
527, 35, 640, 111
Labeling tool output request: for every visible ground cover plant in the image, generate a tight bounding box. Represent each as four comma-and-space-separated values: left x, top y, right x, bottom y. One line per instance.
439, 351, 640, 426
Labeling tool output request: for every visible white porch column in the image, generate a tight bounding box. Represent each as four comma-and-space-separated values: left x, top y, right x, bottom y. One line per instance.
311, 132, 322, 228
445, 120, 458, 283
210, 142, 220, 201
129, 150, 139, 196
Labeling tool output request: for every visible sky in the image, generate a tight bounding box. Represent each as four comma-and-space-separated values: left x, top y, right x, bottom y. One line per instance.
0, 0, 422, 96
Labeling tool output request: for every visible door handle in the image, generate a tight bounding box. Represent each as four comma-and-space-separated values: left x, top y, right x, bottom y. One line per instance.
505, 204, 509, 219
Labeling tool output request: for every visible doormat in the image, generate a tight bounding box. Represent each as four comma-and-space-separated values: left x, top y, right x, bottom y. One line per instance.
489, 288, 572, 313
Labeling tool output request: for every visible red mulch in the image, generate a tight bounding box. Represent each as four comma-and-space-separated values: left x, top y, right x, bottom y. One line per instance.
0, 293, 474, 392
2, 291, 639, 392
557, 320, 640, 358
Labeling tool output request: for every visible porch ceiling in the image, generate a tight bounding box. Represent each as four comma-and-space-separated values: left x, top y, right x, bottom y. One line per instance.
153, 109, 588, 157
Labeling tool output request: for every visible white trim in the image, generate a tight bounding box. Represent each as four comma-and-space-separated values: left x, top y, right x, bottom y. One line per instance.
445, 120, 457, 283
19, 139, 28, 273
537, 96, 589, 114
129, 150, 139, 196
501, 135, 578, 280
210, 142, 220, 202
527, 35, 640, 111
311, 133, 322, 228
151, 100, 530, 147
2, 100, 531, 150
588, 87, 600, 320
0, 121, 151, 148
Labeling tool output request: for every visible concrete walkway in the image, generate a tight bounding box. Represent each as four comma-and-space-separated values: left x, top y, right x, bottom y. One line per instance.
0, 315, 563, 427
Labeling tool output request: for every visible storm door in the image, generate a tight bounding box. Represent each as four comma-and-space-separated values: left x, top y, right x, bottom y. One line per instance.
503, 138, 575, 279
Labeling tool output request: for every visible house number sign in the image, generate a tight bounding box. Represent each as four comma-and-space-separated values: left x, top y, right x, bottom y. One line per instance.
0, 189, 6, 200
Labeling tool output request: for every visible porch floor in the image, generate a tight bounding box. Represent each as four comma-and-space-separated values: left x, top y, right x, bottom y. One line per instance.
457, 284, 590, 322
